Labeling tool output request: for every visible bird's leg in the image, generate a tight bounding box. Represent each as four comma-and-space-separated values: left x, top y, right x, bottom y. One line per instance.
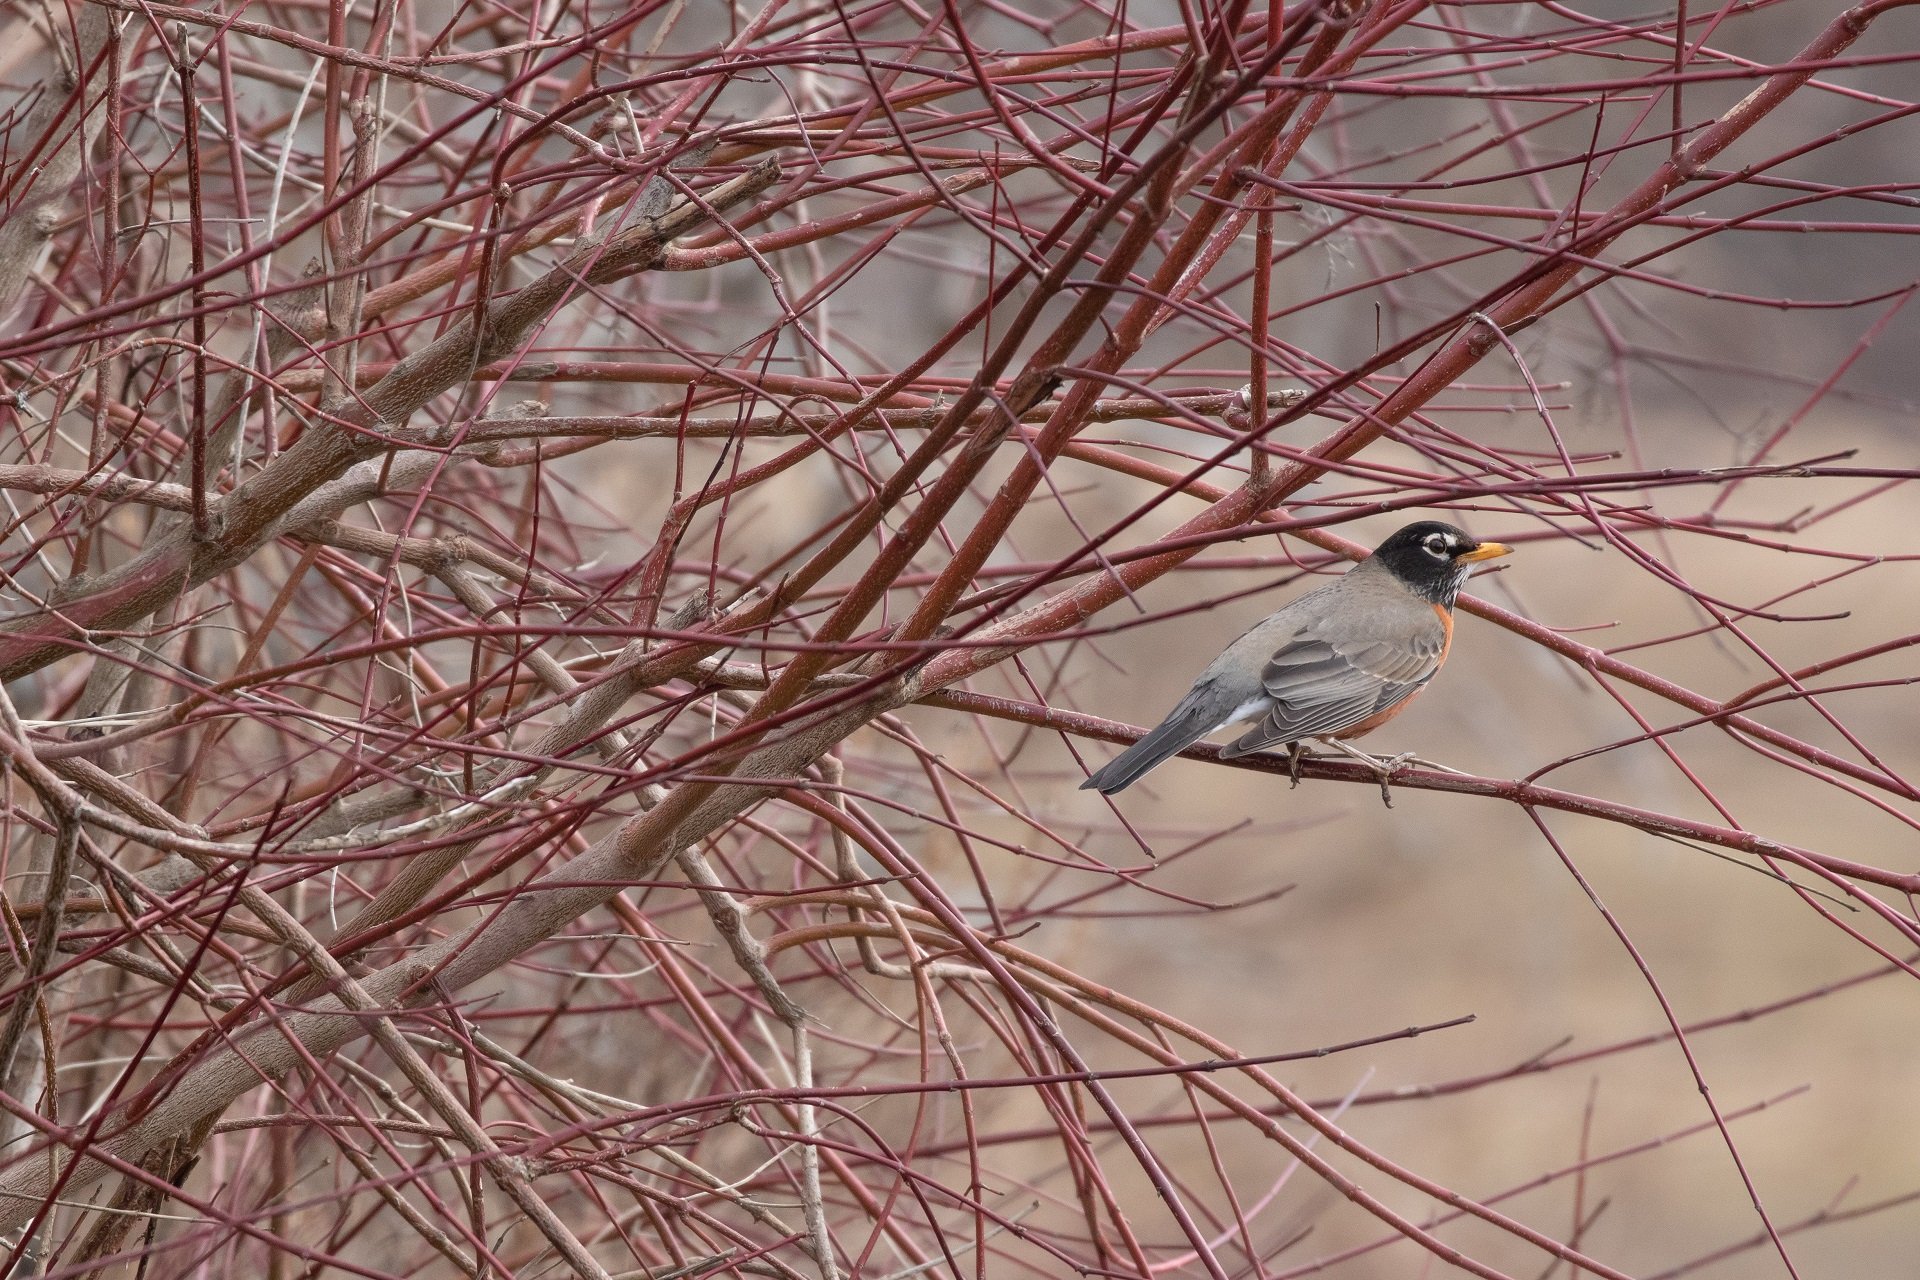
1314, 738, 1418, 808
1285, 741, 1308, 788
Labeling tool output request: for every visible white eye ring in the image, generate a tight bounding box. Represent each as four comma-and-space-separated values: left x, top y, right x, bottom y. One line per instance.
1422, 533, 1451, 558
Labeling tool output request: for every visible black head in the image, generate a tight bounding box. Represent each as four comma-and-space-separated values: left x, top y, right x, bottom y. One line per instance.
1368, 521, 1512, 607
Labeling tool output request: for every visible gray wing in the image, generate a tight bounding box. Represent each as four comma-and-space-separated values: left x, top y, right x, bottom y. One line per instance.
1216, 611, 1447, 759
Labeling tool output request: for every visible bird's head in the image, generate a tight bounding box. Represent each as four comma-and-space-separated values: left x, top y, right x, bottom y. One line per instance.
1370, 521, 1512, 606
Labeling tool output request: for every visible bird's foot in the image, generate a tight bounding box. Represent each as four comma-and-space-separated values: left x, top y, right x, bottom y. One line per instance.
1367, 751, 1419, 807
1313, 740, 1420, 807
1285, 741, 1309, 789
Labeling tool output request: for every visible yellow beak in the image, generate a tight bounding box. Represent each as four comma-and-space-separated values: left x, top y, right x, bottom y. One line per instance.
1457, 542, 1513, 563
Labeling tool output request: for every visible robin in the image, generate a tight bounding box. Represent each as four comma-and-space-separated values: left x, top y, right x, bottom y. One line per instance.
1079, 521, 1511, 798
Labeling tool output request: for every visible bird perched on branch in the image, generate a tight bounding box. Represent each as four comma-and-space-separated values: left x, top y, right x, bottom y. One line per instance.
1079, 521, 1511, 798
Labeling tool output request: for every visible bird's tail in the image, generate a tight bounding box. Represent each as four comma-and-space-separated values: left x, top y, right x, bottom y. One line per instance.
1079, 702, 1219, 795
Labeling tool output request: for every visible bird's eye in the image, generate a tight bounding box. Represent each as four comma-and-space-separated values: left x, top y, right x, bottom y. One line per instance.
1422, 533, 1451, 558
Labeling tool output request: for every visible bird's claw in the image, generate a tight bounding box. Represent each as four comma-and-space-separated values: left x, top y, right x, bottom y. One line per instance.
1312, 739, 1422, 806
1367, 751, 1418, 807
1294, 740, 1459, 806
1285, 742, 1308, 789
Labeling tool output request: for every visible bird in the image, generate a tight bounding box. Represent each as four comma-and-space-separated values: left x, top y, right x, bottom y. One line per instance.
1079, 521, 1511, 797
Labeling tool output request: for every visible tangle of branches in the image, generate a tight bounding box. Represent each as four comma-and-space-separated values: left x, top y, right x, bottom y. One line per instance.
0, 1, 1917, 1277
